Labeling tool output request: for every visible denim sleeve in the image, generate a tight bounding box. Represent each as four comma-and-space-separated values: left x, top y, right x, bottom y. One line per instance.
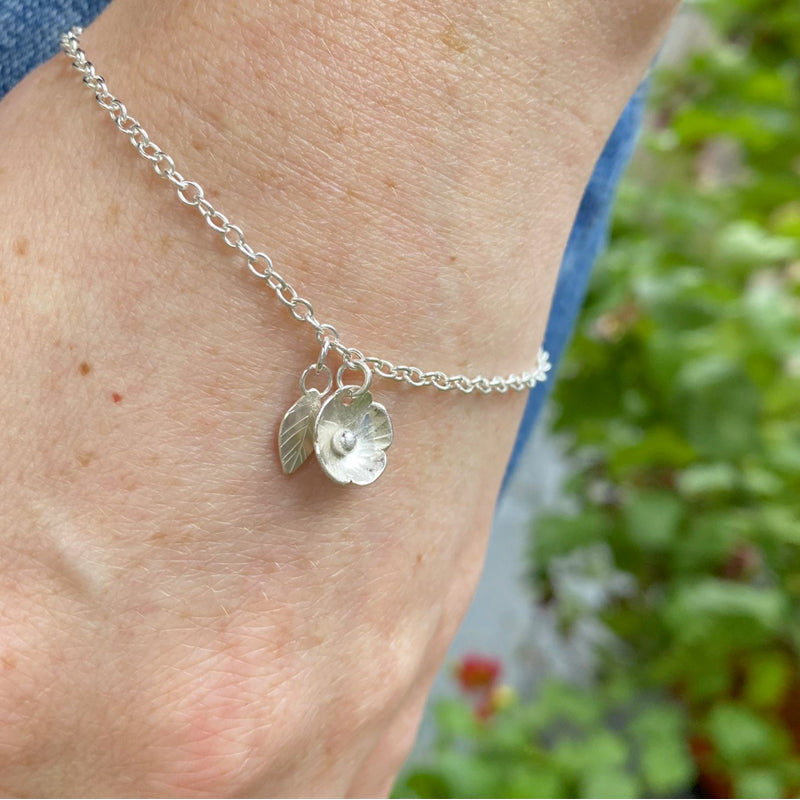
0, 0, 644, 489
502, 83, 647, 490
0, 1, 109, 97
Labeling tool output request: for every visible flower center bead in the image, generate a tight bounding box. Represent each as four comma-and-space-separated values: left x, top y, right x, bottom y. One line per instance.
332, 428, 357, 456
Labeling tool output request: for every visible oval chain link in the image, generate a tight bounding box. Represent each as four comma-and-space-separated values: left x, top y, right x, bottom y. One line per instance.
60, 27, 551, 395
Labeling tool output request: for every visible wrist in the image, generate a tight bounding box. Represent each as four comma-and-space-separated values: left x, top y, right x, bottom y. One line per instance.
0, 1, 678, 793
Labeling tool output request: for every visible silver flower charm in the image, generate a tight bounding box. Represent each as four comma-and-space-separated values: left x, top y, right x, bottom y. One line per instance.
314, 388, 393, 485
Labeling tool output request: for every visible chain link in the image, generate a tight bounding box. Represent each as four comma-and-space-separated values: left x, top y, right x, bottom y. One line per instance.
60, 27, 551, 395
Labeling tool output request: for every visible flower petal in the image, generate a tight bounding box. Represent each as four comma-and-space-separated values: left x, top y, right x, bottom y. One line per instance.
358, 400, 393, 451
314, 417, 351, 484
345, 447, 387, 485
314, 389, 393, 485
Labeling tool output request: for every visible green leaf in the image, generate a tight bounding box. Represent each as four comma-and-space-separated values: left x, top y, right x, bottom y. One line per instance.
629, 704, 695, 793
665, 579, 787, 644
433, 699, 477, 740
582, 731, 629, 770
672, 512, 744, 573
735, 769, 785, 799
757, 505, 800, 545
677, 462, 739, 495
714, 220, 798, 266
673, 359, 762, 459
580, 768, 640, 799
433, 750, 499, 798
740, 464, 784, 497
532, 511, 612, 563
610, 432, 697, 479
707, 704, 789, 763
742, 651, 794, 708
630, 704, 687, 743
505, 765, 565, 799
640, 738, 695, 795
395, 769, 452, 799
533, 681, 604, 729
623, 489, 683, 550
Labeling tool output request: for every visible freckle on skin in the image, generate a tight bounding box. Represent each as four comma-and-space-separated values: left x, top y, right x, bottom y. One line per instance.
111, 392, 123, 403
439, 23, 469, 54
79, 361, 91, 376
107, 201, 120, 227
12, 237, 28, 257
416, 553, 423, 565
2, 655, 16, 670
77, 450, 94, 467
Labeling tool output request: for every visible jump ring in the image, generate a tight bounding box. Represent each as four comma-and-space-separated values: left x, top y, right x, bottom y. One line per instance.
336, 360, 372, 398
300, 363, 333, 396
315, 338, 332, 372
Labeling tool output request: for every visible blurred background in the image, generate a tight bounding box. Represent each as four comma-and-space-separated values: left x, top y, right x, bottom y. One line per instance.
394, 0, 800, 797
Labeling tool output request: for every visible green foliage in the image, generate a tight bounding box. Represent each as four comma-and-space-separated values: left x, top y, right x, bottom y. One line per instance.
394, 683, 694, 799
397, 0, 800, 796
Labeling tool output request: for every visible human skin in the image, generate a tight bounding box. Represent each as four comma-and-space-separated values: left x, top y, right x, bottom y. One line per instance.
0, 1, 678, 796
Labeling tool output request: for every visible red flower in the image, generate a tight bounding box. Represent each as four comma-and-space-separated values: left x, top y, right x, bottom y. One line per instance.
455, 654, 502, 693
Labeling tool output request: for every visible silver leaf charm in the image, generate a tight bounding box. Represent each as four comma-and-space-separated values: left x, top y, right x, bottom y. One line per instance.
278, 389, 323, 474
314, 389, 393, 485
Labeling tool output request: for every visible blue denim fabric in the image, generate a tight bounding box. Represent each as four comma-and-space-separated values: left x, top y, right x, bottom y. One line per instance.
1, 0, 643, 487
0, 1, 108, 97
502, 82, 646, 489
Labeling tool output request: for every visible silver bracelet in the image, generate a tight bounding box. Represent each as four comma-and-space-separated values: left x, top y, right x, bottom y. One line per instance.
60, 26, 551, 487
